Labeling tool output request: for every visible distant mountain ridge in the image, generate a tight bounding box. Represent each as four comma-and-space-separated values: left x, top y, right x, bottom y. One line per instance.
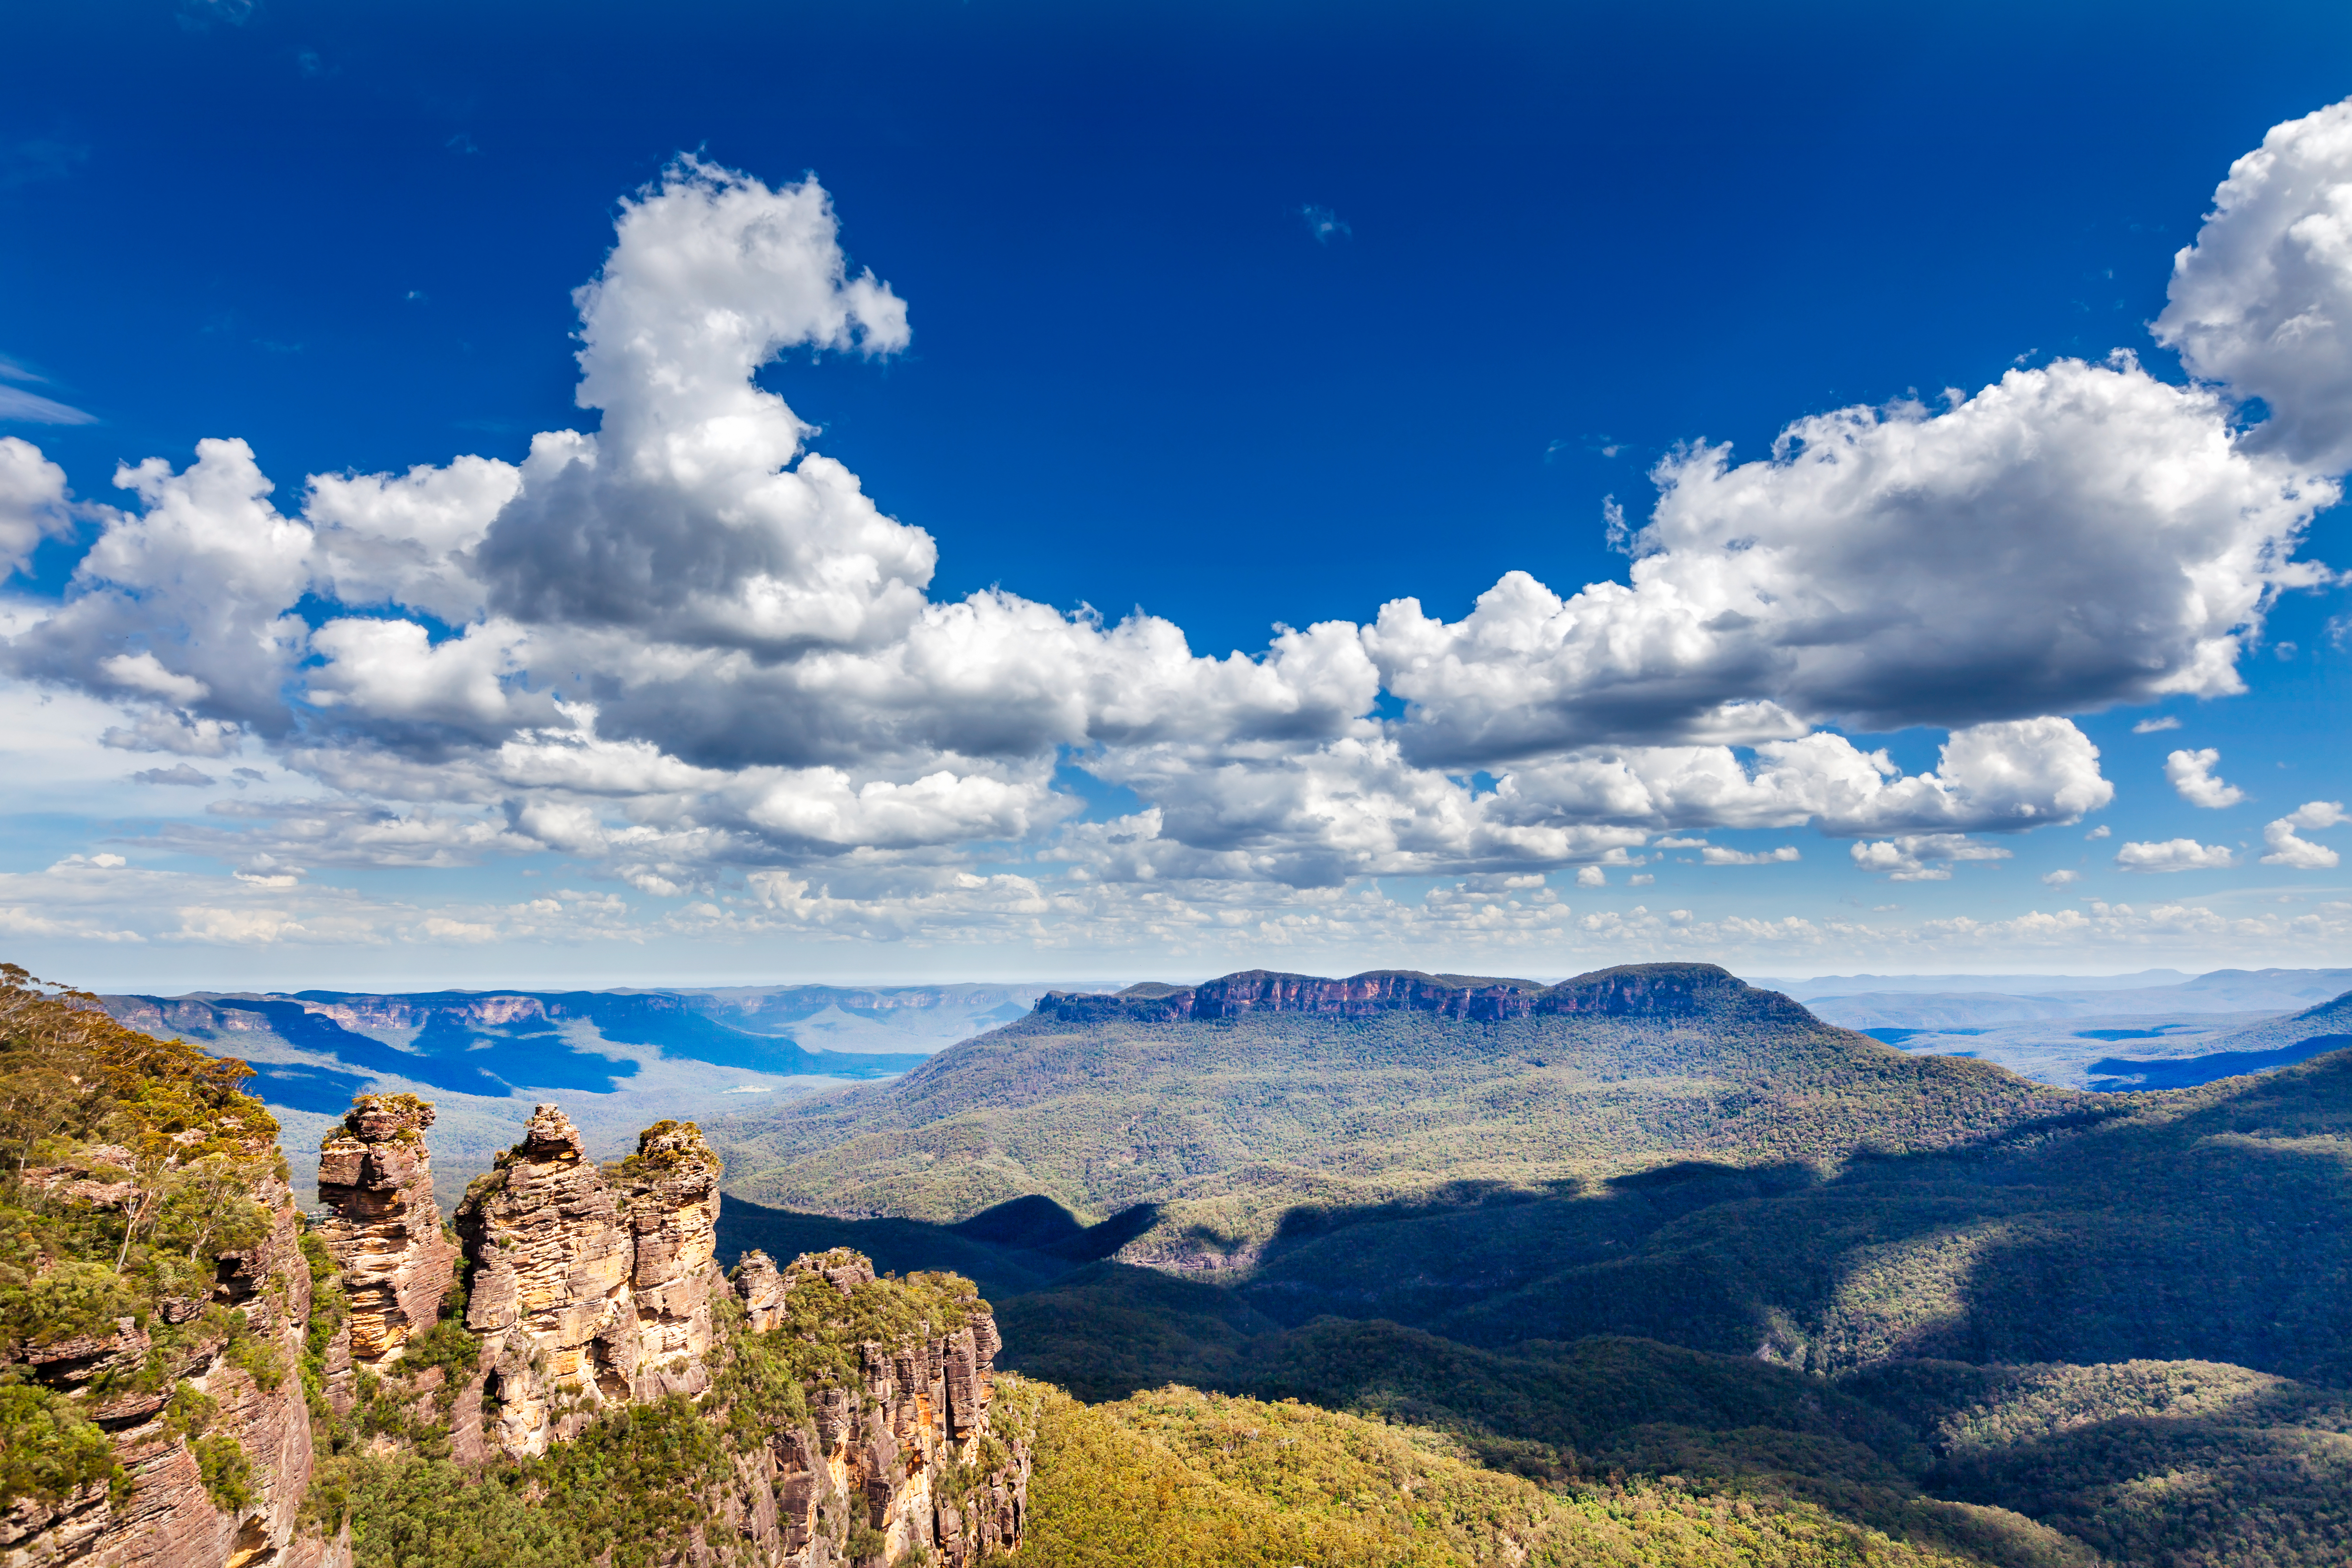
107, 987, 930, 1095
2088, 987, 2352, 1091
1046, 961, 1750, 1024
713, 959, 2085, 1259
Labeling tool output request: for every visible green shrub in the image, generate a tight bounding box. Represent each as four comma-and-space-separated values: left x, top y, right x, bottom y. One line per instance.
0, 1382, 119, 1507
194, 1432, 253, 1513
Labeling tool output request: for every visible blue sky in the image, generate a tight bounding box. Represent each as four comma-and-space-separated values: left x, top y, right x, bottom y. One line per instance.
1, 0, 2348, 989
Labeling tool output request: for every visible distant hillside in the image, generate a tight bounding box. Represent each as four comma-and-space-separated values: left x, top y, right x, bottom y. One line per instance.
714, 961, 2352, 1388
2087, 988, 2352, 1090
713, 963, 2085, 1269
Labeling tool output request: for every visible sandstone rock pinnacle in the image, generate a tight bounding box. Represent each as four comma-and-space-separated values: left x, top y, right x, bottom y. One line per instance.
453, 1105, 725, 1458
315, 1092, 457, 1372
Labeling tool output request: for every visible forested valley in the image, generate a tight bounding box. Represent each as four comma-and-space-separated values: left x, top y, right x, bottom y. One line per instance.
8, 959, 2351, 1566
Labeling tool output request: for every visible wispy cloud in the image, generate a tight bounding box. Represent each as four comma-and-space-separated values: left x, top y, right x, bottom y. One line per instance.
2115, 838, 2237, 872
0, 359, 94, 425
1299, 204, 1350, 243
2131, 714, 2180, 733
1702, 845, 1801, 866
177, 0, 257, 31
130, 763, 216, 787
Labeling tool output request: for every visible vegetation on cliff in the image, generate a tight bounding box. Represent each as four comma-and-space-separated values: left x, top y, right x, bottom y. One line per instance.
0, 963, 292, 1517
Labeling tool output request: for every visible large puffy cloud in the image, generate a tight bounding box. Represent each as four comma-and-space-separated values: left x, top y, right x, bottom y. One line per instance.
2158, 98, 2352, 473
474, 161, 930, 656
306, 455, 521, 622
8, 101, 2352, 945
7, 438, 310, 744
1370, 358, 2332, 763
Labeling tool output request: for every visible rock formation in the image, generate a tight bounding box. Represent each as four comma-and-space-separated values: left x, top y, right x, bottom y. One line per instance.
454, 1106, 724, 1458
314, 1094, 456, 1388
717, 1250, 1028, 1568
7, 1063, 1019, 1568
1, 1147, 343, 1568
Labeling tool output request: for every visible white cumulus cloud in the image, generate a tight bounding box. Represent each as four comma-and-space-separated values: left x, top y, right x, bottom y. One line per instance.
2164, 746, 2246, 808
1850, 833, 2013, 882
2116, 838, 2239, 873
2159, 97, 2352, 473
2261, 800, 2346, 868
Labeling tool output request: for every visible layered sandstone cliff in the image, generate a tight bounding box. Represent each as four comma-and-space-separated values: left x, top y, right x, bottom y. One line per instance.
8, 1072, 1021, 1568
716, 1249, 1027, 1568
453, 1106, 724, 1458
1, 1148, 342, 1568
313, 1095, 455, 1402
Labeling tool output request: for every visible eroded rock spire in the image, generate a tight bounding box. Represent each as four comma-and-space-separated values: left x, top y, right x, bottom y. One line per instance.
453, 1105, 724, 1457
314, 1092, 457, 1383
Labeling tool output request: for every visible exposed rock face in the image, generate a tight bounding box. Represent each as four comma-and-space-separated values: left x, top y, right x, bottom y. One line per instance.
732, 1249, 787, 1333
314, 1094, 456, 1373
718, 1250, 1028, 1568
9, 1085, 1011, 1568
454, 1106, 724, 1459
2, 1163, 342, 1568
1037, 961, 1756, 1025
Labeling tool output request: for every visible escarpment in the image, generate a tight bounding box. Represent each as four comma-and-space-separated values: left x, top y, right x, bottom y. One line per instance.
1037, 960, 1772, 1024
0, 970, 339, 1568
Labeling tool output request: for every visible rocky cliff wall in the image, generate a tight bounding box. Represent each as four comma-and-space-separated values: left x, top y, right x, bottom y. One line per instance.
313, 1094, 455, 1383
6, 1067, 1020, 1568
717, 1250, 1027, 1568
2, 1150, 345, 1568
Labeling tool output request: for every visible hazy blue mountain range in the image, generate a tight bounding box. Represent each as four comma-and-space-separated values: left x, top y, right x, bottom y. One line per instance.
1775, 968, 2352, 1088
94, 984, 1049, 1209
2085, 988, 2352, 1092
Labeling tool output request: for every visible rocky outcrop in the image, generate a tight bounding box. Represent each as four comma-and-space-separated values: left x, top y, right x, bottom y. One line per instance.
8, 1070, 1014, 1568
454, 1106, 724, 1459
1035, 961, 1756, 1024
314, 1094, 456, 1378
2, 1160, 341, 1568
718, 1250, 1028, 1568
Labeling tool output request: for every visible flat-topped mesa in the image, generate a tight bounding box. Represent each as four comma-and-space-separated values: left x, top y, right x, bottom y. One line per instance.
454, 1105, 724, 1458
1038, 961, 1761, 1025
315, 1092, 456, 1372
